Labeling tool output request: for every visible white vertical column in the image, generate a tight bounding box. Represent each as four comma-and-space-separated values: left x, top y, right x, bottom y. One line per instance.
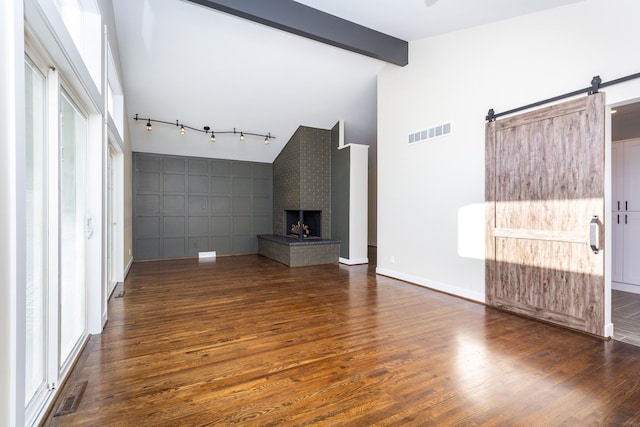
87, 113, 106, 334
46, 66, 61, 391
0, 0, 26, 425
348, 144, 369, 264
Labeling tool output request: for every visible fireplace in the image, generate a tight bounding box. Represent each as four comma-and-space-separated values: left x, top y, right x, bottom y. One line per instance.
285, 210, 321, 240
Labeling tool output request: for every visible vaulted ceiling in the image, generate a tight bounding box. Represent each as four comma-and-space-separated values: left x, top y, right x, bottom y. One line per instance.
112, 0, 583, 163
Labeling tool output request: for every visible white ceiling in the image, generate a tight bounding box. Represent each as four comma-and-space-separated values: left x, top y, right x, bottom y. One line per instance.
112, 0, 583, 163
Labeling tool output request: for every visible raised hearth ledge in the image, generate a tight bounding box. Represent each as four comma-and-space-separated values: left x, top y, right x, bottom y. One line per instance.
257, 234, 340, 246
257, 234, 341, 267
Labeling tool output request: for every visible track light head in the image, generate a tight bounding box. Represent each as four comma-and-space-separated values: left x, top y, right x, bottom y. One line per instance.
180, 125, 185, 135
210, 133, 215, 143
146, 119, 152, 131
240, 132, 245, 142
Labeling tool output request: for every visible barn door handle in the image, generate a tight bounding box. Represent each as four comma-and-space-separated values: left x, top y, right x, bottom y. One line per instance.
590, 216, 600, 254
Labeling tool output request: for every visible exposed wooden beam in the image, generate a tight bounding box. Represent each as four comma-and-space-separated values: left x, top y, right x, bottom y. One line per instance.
184, 0, 408, 66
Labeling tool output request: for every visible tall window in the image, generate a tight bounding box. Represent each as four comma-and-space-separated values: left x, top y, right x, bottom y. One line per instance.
25, 57, 48, 412
53, 0, 101, 90
59, 90, 88, 366
107, 45, 125, 138
53, 0, 83, 50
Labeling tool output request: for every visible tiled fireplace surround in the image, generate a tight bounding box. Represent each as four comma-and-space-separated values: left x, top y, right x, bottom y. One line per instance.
258, 125, 340, 266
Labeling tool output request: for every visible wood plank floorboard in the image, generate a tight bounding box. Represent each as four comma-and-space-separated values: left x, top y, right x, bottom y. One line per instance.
44, 253, 640, 426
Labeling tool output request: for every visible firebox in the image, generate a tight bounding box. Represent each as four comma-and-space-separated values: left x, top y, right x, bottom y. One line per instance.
285, 210, 321, 239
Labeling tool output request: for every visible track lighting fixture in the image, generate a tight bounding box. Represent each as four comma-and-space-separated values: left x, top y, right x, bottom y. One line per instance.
134, 114, 275, 145
204, 126, 216, 143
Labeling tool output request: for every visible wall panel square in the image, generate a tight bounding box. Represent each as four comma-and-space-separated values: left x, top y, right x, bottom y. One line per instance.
163, 174, 185, 193
211, 160, 232, 176
163, 195, 185, 215
163, 217, 185, 238
189, 158, 209, 174
188, 196, 208, 215
233, 197, 252, 214
211, 216, 232, 235
188, 175, 209, 194
164, 157, 186, 172
211, 196, 231, 215
211, 176, 231, 194
188, 217, 208, 236
136, 172, 160, 192
163, 238, 185, 257
136, 194, 160, 215
234, 216, 252, 235
135, 217, 160, 238
135, 155, 162, 171
136, 238, 160, 260
233, 162, 252, 177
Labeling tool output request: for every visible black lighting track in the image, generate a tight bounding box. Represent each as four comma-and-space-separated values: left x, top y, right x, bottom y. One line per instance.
133, 114, 274, 143
486, 72, 640, 122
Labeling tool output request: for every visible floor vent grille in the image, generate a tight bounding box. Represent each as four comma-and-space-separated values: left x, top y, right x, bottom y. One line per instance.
54, 381, 88, 417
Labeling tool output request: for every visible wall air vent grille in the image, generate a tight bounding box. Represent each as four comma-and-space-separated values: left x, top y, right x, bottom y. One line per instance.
408, 121, 452, 144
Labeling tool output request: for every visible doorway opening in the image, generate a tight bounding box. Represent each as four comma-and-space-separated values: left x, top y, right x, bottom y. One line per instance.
611, 100, 640, 346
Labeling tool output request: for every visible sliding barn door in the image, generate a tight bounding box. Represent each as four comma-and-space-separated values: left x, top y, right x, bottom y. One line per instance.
486, 93, 605, 336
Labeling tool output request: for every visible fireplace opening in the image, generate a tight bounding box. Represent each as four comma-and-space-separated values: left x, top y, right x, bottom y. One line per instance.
285, 210, 321, 239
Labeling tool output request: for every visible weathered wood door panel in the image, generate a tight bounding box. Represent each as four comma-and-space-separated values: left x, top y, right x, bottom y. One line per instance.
486, 93, 605, 336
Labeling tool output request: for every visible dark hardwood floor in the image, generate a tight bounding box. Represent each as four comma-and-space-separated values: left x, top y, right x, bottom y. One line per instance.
45, 252, 640, 426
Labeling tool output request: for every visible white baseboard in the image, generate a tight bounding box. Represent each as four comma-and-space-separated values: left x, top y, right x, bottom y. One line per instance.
123, 256, 133, 279
375, 267, 485, 303
612, 281, 640, 294
339, 257, 368, 265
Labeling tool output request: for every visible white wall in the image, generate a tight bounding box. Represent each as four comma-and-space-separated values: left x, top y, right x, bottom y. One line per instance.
377, 0, 640, 302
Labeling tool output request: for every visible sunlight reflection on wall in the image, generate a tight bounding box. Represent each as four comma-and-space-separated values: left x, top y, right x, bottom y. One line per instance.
458, 203, 485, 260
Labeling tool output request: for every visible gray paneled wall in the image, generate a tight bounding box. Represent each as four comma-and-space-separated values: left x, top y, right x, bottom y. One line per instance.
133, 153, 273, 260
